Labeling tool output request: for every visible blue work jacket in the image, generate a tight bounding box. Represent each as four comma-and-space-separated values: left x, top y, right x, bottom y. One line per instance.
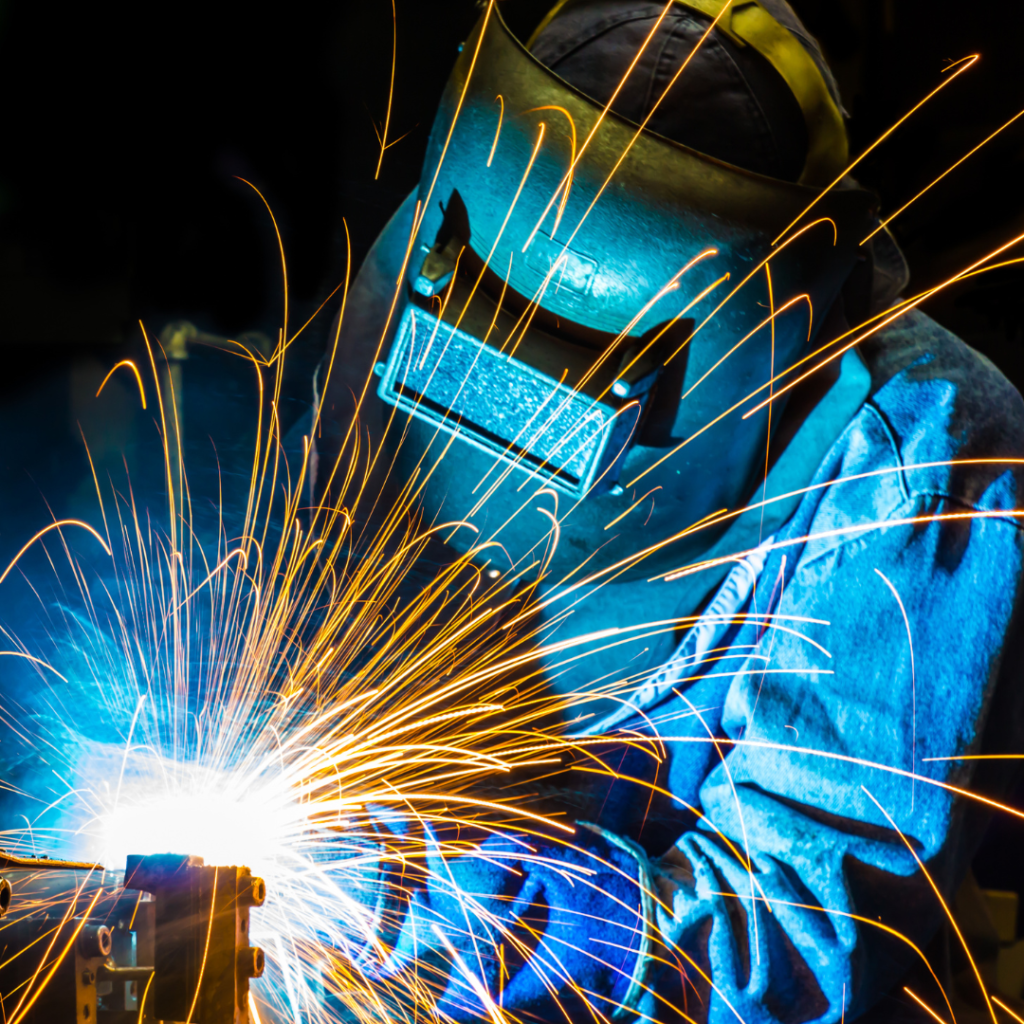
346, 308, 1024, 1024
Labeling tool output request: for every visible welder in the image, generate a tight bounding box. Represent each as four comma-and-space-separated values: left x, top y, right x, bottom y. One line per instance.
315, 2, 1024, 1021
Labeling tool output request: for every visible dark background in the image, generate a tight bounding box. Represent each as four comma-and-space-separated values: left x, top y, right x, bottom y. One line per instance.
2, 0, 1024, 902
4, 0, 1024, 372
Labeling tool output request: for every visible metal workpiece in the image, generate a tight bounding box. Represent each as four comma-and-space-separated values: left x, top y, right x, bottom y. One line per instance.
0, 853, 265, 1023
75, 922, 113, 959
0, 850, 102, 871
0, 868, 149, 1024
124, 853, 267, 1024
238, 873, 267, 908
0, 876, 12, 918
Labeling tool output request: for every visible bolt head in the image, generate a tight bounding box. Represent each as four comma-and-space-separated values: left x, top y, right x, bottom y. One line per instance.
239, 945, 266, 979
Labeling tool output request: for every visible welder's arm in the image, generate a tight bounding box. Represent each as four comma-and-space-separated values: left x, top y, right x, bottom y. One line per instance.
345, 501, 1023, 1023
653, 497, 1024, 1024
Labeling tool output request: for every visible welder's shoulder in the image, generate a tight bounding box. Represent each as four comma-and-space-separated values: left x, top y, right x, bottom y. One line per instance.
857, 307, 1024, 514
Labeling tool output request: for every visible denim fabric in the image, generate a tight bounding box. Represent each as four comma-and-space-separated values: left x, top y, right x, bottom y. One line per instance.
639, 309, 1024, 1023
349, 309, 1024, 1023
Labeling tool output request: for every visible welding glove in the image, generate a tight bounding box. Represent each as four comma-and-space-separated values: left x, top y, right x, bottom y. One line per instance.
344, 811, 657, 1022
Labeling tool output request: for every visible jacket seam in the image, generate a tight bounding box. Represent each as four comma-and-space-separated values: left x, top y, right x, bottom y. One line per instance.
861, 399, 911, 505
536, 6, 703, 69
897, 490, 1024, 533
866, 396, 1023, 532
796, 490, 1024, 575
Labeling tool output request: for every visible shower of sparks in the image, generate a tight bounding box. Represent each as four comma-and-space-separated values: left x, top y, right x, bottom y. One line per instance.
0, 3, 1022, 1023
0, 331, 643, 1020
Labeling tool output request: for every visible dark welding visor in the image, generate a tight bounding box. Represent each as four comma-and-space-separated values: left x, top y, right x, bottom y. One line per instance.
376, 3, 875, 500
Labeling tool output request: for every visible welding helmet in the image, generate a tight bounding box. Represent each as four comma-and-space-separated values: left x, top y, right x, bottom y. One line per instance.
373, 0, 876, 581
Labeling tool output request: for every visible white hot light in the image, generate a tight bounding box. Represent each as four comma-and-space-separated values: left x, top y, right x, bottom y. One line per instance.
87, 763, 301, 878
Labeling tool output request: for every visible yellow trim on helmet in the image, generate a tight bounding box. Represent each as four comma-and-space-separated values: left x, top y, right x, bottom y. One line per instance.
525, 0, 574, 46
677, 0, 848, 185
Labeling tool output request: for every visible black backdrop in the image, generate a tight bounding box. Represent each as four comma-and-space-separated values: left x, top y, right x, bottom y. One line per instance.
2, 0, 1024, 902
4, 0, 1024, 366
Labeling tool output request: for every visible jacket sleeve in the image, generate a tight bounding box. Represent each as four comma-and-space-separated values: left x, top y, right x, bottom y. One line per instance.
653, 475, 1024, 1024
